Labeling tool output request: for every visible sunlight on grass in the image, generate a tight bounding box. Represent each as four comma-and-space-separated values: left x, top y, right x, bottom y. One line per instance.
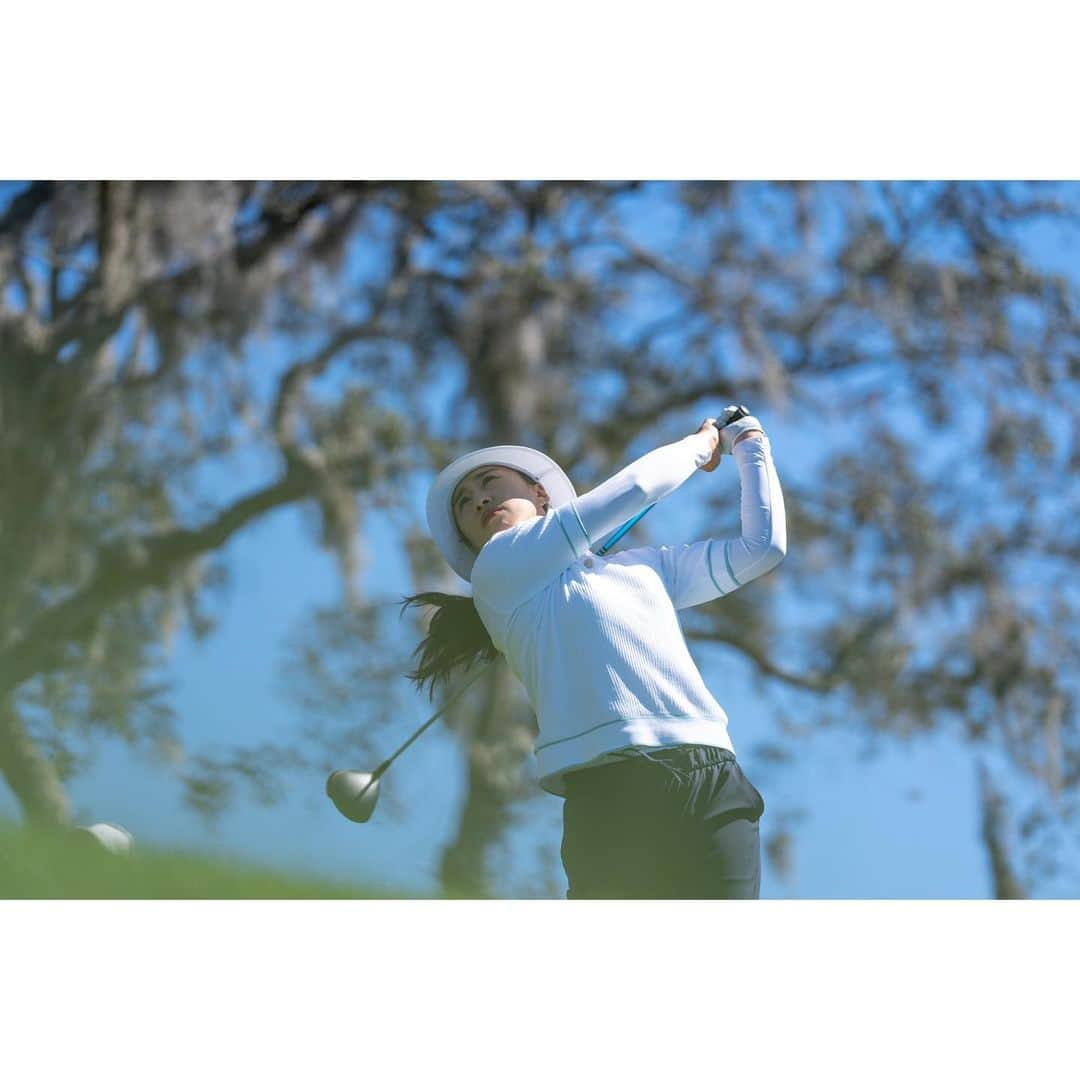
0, 822, 432, 899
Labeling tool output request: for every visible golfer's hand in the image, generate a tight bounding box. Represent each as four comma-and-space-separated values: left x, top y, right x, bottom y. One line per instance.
697, 418, 723, 472
715, 406, 764, 455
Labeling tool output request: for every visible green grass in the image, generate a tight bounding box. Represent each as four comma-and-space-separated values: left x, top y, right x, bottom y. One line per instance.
0, 822, 429, 899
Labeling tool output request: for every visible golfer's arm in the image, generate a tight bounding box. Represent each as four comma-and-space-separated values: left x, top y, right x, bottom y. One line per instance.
659, 435, 786, 607
472, 434, 712, 613
715, 434, 786, 587
574, 433, 714, 547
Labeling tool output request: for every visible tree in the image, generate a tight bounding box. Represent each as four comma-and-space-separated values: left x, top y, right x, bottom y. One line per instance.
4, 180, 1079, 898
0, 180, 413, 823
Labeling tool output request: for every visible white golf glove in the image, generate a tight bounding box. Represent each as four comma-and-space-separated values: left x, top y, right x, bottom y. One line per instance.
715, 405, 764, 454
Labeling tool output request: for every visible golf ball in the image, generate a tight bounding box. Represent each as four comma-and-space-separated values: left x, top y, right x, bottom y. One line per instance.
74, 822, 134, 855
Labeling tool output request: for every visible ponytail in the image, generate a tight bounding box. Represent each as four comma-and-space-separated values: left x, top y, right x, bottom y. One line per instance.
399, 591, 498, 701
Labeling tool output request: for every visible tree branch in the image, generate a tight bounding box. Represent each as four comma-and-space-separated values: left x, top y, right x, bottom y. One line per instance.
48, 183, 379, 357
977, 761, 1027, 899
271, 324, 390, 457
0, 182, 54, 238
0, 451, 373, 699
587, 373, 744, 454
685, 626, 837, 693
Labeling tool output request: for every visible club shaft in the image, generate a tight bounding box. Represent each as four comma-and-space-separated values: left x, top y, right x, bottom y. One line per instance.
374, 660, 493, 778
597, 504, 656, 555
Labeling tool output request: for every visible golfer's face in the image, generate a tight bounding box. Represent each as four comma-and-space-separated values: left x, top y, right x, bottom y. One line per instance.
452, 467, 545, 551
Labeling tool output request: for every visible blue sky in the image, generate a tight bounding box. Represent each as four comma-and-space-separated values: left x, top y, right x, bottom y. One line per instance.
2, 181, 1075, 898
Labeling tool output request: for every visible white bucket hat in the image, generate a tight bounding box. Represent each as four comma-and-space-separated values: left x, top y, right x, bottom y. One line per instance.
426, 445, 577, 582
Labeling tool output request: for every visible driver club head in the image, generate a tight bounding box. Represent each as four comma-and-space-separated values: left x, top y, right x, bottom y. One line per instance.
326, 770, 381, 823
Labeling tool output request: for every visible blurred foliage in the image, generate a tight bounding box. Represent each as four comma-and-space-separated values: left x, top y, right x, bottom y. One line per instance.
2, 181, 1080, 896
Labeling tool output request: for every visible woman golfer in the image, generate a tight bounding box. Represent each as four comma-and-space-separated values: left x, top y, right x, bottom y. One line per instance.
406, 406, 786, 899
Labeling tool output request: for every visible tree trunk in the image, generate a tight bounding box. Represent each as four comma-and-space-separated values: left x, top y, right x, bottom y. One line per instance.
437, 269, 559, 898
0, 701, 71, 827
439, 752, 515, 898
977, 761, 1026, 899
439, 664, 532, 897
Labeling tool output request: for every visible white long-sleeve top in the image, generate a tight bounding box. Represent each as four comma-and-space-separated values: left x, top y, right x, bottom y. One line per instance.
471, 432, 786, 796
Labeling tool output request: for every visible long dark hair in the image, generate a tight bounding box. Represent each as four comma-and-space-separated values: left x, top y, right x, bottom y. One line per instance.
401, 466, 543, 698
399, 591, 498, 700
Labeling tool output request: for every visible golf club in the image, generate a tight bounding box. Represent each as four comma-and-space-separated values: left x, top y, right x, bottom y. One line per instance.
326, 407, 751, 823
326, 660, 492, 822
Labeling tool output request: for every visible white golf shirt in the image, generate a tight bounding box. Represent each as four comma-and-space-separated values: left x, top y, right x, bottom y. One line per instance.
471, 432, 786, 796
